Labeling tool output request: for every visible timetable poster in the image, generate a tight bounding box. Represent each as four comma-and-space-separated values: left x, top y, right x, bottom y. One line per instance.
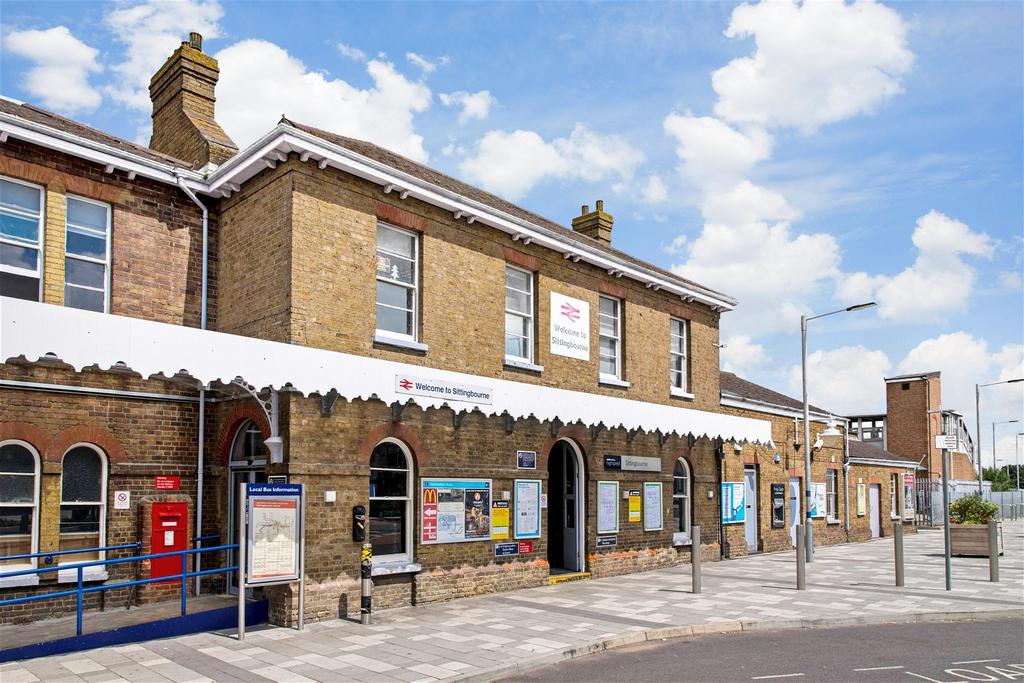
421, 479, 492, 544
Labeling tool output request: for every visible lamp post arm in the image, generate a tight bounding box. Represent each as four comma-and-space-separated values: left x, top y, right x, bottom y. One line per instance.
976, 383, 983, 494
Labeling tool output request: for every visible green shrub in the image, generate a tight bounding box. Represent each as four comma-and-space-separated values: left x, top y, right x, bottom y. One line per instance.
949, 494, 999, 525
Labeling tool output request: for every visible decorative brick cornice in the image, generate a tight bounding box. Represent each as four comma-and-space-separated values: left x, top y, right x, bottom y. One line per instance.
375, 200, 428, 233
502, 246, 540, 272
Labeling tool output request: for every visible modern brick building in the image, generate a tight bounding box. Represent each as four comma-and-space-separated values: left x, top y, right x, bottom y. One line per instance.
0, 35, 773, 626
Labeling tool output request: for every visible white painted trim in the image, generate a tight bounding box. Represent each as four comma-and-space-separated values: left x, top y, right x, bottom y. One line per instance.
0, 378, 198, 402
503, 358, 543, 373
848, 457, 917, 469
720, 395, 838, 423
599, 377, 631, 389
670, 388, 695, 400
0, 438, 41, 568
373, 334, 428, 352
370, 437, 414, 565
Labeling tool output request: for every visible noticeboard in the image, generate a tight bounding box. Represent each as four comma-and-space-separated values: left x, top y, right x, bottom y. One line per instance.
643, 482, 663, 531
721, 482, 745, 524
902, 473, 916, 520
420, 479, 492, 544
597, 481, 619, 533
246, 483, 302, 584
514, 479, 542, 539
809, 482, 827, 519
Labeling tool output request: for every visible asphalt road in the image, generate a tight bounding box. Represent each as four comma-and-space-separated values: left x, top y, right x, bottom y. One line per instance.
507, 617, 1024, 682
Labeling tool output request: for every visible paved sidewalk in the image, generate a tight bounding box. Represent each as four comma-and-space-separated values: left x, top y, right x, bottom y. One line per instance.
3, 523, 1022, 683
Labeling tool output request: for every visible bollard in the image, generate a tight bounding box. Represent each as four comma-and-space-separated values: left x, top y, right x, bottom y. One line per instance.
691, 526, 701, 594
796, 524, 806, 591
360, 542, 373, 625
988, 520, 999, 582
894, 519, 904, 587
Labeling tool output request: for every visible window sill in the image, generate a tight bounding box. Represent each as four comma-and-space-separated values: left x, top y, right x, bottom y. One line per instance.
827, 518, 841, 525
672, 532, 692, 546
670, 388, 695, 400
0, 571, 39, 589
599, 377, 631, 389
373, 334, 428, 353
371, 561, 422, 577
504, 357, 544, 373
58, 566, 109, 583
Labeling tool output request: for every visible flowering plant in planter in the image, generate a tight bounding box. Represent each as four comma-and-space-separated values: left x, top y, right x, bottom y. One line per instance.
949, 494, 999, 525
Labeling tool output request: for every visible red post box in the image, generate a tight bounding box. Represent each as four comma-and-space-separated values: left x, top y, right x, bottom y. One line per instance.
150, 502, 188, 582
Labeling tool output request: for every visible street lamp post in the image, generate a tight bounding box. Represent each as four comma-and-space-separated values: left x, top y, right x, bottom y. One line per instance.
976, 378, 1024, 493
801, 301, 876, 563
991, 419, 1020, 484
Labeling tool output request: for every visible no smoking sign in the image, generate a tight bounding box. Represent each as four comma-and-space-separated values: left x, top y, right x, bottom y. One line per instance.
114, 490, 131, 510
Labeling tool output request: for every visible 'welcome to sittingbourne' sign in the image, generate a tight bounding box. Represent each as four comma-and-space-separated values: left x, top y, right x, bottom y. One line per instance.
550, 292, 590, 360
395, 375, 493, 405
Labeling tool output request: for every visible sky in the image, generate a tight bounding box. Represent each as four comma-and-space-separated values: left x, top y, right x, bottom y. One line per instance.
2, 0, 1022, 466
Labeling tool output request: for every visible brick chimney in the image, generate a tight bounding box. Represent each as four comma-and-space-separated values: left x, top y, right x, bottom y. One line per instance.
571, 200, 613, 245
149, 32, 237, 169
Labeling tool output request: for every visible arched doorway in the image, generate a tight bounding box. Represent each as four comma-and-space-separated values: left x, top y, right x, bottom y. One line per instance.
547, 439, 585, 573
227, 419, 267, 594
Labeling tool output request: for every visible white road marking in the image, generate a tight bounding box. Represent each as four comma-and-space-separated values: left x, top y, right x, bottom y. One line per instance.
751, 675, 805, 680
950, 659, 1000, 665
854, 666, 905, 671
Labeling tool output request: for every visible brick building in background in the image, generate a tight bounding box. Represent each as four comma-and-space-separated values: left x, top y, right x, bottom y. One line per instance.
1, 34, 772, 627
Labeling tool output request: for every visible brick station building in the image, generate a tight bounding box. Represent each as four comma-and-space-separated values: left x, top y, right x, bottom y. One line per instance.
0, 34, 776, 626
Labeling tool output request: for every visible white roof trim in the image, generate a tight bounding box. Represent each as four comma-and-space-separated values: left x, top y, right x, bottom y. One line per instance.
0, 297, 769, 444
720, 395, 841, 423
848, 457, 917, 469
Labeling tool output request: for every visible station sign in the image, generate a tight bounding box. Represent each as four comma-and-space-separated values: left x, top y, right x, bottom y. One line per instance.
604, 455, 661, 473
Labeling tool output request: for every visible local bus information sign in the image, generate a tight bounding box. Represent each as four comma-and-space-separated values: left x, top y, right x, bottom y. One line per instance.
246, 483, 303, 584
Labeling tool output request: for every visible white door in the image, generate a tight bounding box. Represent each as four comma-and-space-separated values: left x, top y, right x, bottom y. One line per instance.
869, 484, 881, 538
562, 452, 579, 571
788, 477, 800, 547
744, 468, 758, 551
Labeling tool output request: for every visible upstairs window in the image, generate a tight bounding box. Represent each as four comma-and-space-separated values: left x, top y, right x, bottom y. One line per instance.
60, 446, 107, 562
598, 295, 622, 380
65, 196, 111, 312
375, 223, 419, 340
0, 441, 40, 569
670, 318, 688, 392
504, 265, 534, 364
0, 177, 44, 302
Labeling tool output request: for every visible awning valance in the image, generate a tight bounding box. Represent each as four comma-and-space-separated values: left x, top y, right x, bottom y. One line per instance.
0, 297, 770, 443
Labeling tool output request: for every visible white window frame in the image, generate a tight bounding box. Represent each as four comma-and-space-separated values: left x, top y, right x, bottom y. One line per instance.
64, 194, 112, 313
504, 264, 535, 365
598, 295, 622, 382
0, 439, 41, 587
58, 444, 108, 582
368, 437, 413, 565
672, 457, 692, 544
375, 222, 420, 343
890, 473, 900, 519
0, 175, 45, 302
669, 318, 689, 395
826, 469, 838, 522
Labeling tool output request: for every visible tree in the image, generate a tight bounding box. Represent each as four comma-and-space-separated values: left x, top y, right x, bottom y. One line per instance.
982, 467, 1013, 492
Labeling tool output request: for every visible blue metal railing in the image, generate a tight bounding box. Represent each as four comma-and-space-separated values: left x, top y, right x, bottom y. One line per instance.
0, 543, 238, 637
0, 543, 141, 565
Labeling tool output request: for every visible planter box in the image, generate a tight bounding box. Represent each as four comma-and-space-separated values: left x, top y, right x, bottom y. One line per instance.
950, 522, 1003, 557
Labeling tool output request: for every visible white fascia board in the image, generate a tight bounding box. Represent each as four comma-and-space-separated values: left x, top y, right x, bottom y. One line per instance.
848, 457, 917, 469
204, 126, 737, 311
1, 297, 770, 444
720, 395, 842, 423
0, 113, 204, 187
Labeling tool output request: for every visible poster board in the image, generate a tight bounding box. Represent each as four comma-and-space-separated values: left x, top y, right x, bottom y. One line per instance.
809, 483, 827, 519
514, 479, 541, 539
597, 481, 619, 533
246, 483, 302, 584
771, 483, 786, 528
902, 473, 916, 521
627, 489, 641, 522
491, 501, 510, 540
550, 292, 590, 360
721, 482, 745, 524
856, 482, 866, 516
420, 479, 492, 544
643, 482, 663, 531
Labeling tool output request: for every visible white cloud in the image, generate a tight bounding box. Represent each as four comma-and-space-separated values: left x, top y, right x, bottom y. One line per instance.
214, 40, 432, 161
104, 0, 224, 110
787, 345, 892, 415
662, 114, 772, 189
998, 270, 1022, 291
721, 335, 770, 377
713, 0, 913, 133
640, 174, 668, 203
3, 26, 102, 113
838, 211, 994, 322
459, 124, 644, 201
699, 180, 799, 228
439, 90, 496, 123
661, 234, 688, 256
337, 43, 366, 61
405, 52, 438, 75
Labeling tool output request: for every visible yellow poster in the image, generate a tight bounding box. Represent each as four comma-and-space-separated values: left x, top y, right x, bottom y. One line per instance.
856, 482, 866, 516
492, 501, 510, 539
628, 489, 641, 523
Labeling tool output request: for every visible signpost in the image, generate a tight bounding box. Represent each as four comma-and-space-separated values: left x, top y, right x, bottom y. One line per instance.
936, 436, 952, 591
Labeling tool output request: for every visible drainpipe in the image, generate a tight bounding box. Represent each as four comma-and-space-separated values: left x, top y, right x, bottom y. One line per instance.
843, 424, 850, 539
176, 174, 209, 595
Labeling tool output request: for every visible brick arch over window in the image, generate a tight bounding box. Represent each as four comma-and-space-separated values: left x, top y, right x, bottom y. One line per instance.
0, 422, 50, 453
356, 423, 428, 468
217, 403, 272, 466
48, 426, 127, 465
538, 424, 591, 471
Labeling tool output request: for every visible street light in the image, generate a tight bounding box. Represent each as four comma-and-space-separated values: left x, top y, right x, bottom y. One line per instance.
975, 378, 1024, 493
992, 419, 1020, 483
801, 301, 876, 563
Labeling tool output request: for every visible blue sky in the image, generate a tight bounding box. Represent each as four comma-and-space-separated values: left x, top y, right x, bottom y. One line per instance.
2, 1, 1022, 464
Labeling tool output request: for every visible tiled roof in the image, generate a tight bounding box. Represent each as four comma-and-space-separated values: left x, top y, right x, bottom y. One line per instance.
282, 117, 734, 304
0, 96, 191, 168
720, 371, 832, 416
849, 439, 918, 465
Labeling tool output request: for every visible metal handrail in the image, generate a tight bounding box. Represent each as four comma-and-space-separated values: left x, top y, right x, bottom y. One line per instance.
192, 534, 220, 545
0, 542, 141, 564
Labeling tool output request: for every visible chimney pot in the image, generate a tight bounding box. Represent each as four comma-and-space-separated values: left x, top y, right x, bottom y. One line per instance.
571, 200, 614, 245
596, 199, 604, 212
581, 204, 589, 215
188, 32, 203, 51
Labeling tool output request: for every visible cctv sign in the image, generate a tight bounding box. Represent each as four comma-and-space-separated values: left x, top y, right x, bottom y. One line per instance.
550, 292, 590, 360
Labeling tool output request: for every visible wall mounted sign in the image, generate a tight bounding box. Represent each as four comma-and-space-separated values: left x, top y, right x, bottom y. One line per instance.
246, 483, 302, 584
420, 479, 493, 544
902, 473, 916, 521
491, 501, 510, 540
596, 535, 617, 548
514, 479, 541, 539
550, 292, 590, 360
395, 375, 493, 405
770, 484, 786, 528
627, 489, 641, 522
495, 542, 519, 557
721, 482, 745, 524
603, 455, 661, 473
597, 481, 619, 533
154, 476, 180, 490
516, 450, 537, 469
809, 483, 827, 519
518, 541, 534, 554
856, 482, 866, 516
643, 482, 663, 532
114, 491, 130, 510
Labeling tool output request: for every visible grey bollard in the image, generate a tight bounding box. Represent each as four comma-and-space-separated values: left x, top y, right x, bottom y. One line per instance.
988, 520, 999, 583
796, 524, 806, 590
691, 526, 702, 594
894, 520, 904, 587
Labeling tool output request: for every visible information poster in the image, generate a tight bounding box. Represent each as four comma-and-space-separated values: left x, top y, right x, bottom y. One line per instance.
771, 484, 786, 528
514, 479, 541, 539
627, 489, 641, 522
246, 483, 302, 584
643, 482, 663, 531
421, 479, 492, 544
856, 482, 866, 516
597, 481, 619, 533
492, 501, 510, 540
550, 292, 590, 360
902, 474, 916, 521
809, 483, 826, 519
721, 482, 745, 524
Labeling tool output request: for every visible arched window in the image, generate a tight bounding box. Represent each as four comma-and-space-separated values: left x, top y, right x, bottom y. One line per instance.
672, 458, 691, 539
369, 439, 412, 562
0, 441, 40, 572
230, 420, 267, 466
60, 445, 107, 564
